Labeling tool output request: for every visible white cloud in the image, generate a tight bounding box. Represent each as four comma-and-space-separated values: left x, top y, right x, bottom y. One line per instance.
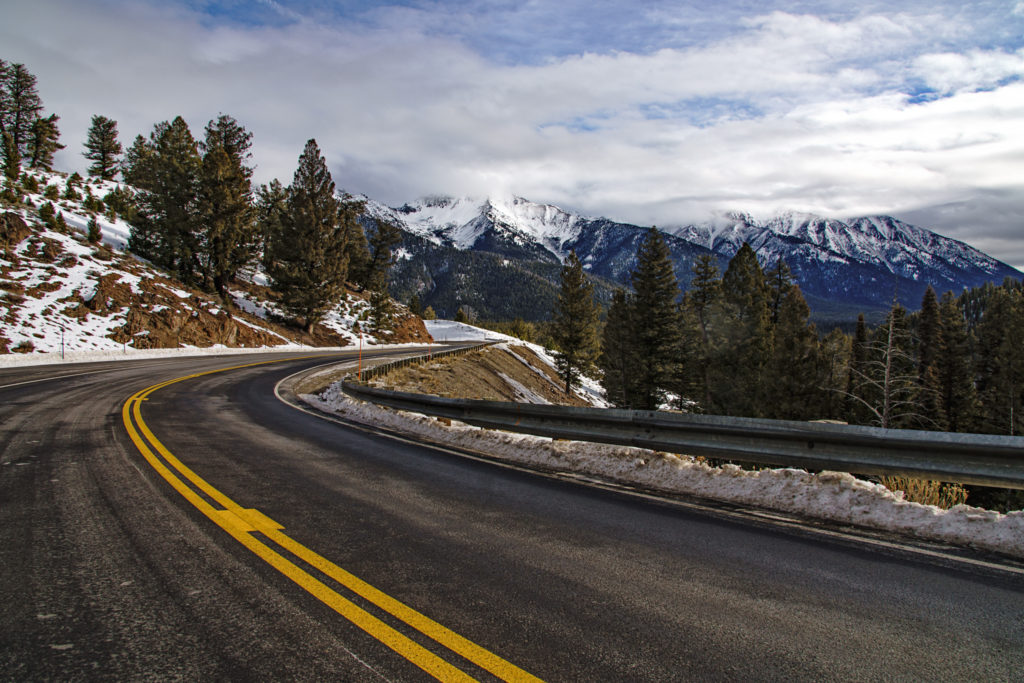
913, 49, 1024, 94
2, 0, 1023, 268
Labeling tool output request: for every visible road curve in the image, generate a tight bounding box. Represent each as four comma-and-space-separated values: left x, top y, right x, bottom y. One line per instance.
2, 351, 1023, 681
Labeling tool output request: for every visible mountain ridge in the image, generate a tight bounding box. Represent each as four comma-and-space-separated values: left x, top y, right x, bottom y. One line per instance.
368, 193, 1022, 323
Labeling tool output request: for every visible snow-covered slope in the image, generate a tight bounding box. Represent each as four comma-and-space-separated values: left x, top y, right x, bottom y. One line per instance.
375, 195, 585, 260
1, 170, 428, 358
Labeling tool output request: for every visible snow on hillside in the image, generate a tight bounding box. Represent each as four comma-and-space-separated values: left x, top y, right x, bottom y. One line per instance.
1, 170, 425, 360
306, 384, 1024, 560
423, 320, 608, 407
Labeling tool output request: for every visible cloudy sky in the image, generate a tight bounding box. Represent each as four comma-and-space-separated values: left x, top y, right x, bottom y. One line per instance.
4, 0, 1023, 267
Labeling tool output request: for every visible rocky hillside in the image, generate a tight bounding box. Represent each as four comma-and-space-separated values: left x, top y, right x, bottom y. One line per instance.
0, 171, 430, 356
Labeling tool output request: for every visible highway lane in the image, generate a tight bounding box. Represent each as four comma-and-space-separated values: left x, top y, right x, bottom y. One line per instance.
2, 352, 1023, 680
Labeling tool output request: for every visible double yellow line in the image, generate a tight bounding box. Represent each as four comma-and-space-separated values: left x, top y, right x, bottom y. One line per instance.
122, 358, 542, 682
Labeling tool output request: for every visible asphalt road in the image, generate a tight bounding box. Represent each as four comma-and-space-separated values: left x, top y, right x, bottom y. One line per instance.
2, 351, 1023, 681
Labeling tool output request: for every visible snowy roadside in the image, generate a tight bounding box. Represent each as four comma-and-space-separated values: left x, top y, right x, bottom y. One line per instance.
304, 384, 1024, 560
0, 341, 429, 369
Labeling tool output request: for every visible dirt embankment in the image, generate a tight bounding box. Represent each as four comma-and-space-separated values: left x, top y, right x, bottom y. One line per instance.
375, 344, 591, 406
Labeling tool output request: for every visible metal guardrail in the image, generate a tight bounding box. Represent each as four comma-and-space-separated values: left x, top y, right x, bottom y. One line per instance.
341, 378, 1024, 490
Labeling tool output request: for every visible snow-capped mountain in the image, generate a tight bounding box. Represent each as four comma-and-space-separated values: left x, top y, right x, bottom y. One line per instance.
367, 195, 586, 262
668, 211, 1012, 286
371, 194, 1021, 321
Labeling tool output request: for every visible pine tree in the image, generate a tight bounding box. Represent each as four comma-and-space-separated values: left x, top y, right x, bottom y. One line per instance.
765, 257, 794, 327
26, 113, 63, 170
83, 115, 123, 180
975, 285, 1024, 435
368, 288, 395, 337
408, 293, 422, 317
763, 284, 821, 420
422, 305, 437, 320
256, 178, 288, 271
671, 296, 705, 410
631, 227, 683, 410
846, 313, 870, 422
711, 242, 771, 416
360, 218, 401, 291
455, 307, 469, 323
197, 114, 256, 303
551, 251, 601, 396
124, 117, 202, 285
599, 288, 640, 408
2, 63, 43, 157
265, 138, 351, 333
686, 253, 721, 410
87, 216, 102, 244
917, 286, 941, 378
818, 327, 852, 421
0, 59, 9, 140
345, 218, 370, 285
936, 291, 979, 432
2, 131, 18, 183
915, 285, 946, 429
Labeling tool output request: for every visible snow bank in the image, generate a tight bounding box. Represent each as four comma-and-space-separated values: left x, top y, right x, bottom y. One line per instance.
305, 386, 1024, 560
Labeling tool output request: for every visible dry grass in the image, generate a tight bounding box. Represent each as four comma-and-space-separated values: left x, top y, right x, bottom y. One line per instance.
878, 476, 968, 509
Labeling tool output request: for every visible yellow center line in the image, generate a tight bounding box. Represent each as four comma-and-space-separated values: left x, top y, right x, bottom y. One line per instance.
122, 356, 543, 683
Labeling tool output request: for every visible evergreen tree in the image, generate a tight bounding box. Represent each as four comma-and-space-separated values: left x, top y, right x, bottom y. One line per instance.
763, 284, 821, 420
256, 178, 288, 271
686, 253, 721, 410
2, 131, 18, 182
631, 227, 683, 410
936, 291, 979, 432
197, 114, 256, 303
551, 251, 601, 395
915, 285, 946, 429
455, 307, 469, 323
360, 218, 401, 291
0, 59, 9, 140
124, 117, 202, 285
2, 63, 42, 157
422, 305, 437, 320
408, 293, 422, 317
83, 115, 122, 180
64, 172, 82, 200
846, 313, 870, 422
819, 327, 852, 421
27, 113, 63, 170
917, 286, 941, 379
368, 288, 395, 336
765, 257, 794, 327
599, 288, 640, 408
975, 286, 1024, 435
345, 219, 370, 286
711, 242, 771, 416
87, 216, 102, 244
265, 138, 351, 333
